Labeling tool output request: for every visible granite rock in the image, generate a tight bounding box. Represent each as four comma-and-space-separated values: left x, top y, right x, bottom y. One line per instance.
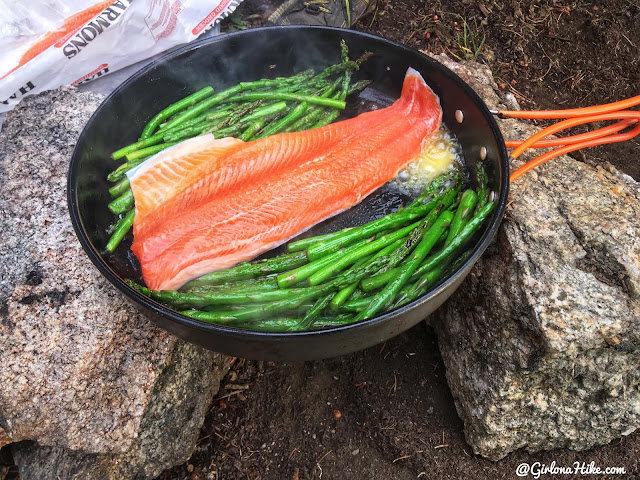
0, 87, 231, 477
12, 342, 231, 480
429, 55, 640, 460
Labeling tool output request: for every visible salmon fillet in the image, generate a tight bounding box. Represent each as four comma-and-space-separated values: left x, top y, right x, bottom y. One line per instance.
128, 68, 442, 290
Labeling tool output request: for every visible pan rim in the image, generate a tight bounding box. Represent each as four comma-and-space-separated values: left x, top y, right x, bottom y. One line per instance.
68, 25, 509, 342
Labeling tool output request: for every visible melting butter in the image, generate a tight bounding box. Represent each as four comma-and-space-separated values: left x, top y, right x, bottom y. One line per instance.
392, 127, 463, 195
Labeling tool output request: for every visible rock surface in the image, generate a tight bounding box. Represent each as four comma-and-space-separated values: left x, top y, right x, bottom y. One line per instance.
0, 87, 231, 478
429, 55, 640, 460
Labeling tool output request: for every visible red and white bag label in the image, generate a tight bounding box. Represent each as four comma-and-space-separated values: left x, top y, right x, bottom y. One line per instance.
0, 0, 242, 113
145, 0, 184, 40
71, 63, 110, 85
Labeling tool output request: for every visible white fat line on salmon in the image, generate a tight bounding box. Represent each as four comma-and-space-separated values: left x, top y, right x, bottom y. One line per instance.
126, 135, 212, 180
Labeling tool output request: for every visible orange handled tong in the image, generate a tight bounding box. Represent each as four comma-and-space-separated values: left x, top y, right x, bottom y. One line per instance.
491, 95, 640, 182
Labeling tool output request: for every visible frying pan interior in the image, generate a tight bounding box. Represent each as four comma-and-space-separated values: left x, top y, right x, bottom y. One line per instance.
69, 26, 508, 360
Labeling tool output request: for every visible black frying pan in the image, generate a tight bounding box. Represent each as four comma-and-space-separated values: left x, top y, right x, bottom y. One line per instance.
68, 26, 509, 361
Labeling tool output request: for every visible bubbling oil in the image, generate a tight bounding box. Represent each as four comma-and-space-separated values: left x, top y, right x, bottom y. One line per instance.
392, 125, 464, 196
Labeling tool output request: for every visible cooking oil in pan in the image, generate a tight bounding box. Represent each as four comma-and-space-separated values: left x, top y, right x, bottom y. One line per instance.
392, 126, 463, 196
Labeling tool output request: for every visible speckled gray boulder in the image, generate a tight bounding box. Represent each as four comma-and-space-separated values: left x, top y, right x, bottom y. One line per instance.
429, 55, 640, 460
0, 87, 231, 479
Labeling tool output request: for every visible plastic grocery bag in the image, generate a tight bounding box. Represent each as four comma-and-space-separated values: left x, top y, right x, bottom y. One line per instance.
0, 0, 243, 113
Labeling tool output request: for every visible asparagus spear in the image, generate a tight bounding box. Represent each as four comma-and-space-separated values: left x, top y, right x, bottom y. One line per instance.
353, 210, 454, 321
393, 251, 472, 308
182, 251, 309, 288
255, 102, 310, 139
182, 276, 279, 295
108, 189, 134, 215
239, 101, 288, 124
475, 163, 489, 213
405, 170, 462, 208
277, 221, 422, 289
107, 158, 145, 183
125, 142, 178, 162
139, 86, 215, 140
329, 240, 403, 310
299, 293, 336, 329
108, 177, 130, 197
287, 227, 354, 253
209, 314, 356, 332
444, 189, 478, 246
411, 200, 496, 279
160, 72, 318, 131
129, 279, 333, 308
305, 179, 460, 261
308, 205, 442, 286
284, 80, 371, 133
224, 92, 345, 109
256, 80, 341, 139
105, 210, 135, 253
239, 119, 267, 142
276, 235, 384, 289
179, 292, 322, 323
158, 104, 237, 132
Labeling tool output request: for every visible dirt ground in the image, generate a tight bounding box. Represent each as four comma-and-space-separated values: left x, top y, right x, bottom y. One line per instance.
155, 326, 639, 480
2, 1, 639, 480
